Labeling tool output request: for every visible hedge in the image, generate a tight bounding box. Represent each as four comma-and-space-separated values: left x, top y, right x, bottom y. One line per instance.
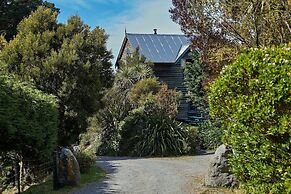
209, 45, 291, 193
0, 74, 58, 160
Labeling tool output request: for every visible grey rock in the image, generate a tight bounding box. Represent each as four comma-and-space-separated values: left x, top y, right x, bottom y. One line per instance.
57, 148, 81, 186
205, 144, 238, 188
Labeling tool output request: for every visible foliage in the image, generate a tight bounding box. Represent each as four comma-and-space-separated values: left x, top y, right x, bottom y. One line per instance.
79, 117, 102, 156
96, 47, 194, 156
0, 35, 7, 51
197, 120, 223, 150
119, 83, 187, 156
74, 151, 96, 173
209, 45, 291, 193
0, 0, 58, 40
119, 100, 189, 157
170, 0, 291, 83
0, 7, 113, 145
184, 125, 199, 154
96, 88, 130, 156
184, 51, 208, 114
154, 84, 181, 118
0, 74, 58, 160
129, 78, 161, 105
96, 50, 153, 156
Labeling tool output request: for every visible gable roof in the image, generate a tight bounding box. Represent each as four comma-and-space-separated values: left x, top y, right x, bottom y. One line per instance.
117, 33, 191, 65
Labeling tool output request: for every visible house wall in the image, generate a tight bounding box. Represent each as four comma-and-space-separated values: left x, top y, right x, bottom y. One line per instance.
120, 40, 133, 63
153, 62, 189, 121
119, 42, 190, 121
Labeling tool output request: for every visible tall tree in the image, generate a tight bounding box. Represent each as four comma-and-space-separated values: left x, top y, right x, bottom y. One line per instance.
170, 0, 291, 82
183, 52, 207, 113
0, 7, 113, 145
0, 0, 58, 40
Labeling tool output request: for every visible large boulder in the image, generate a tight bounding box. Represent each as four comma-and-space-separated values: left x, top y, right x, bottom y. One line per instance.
57, 148, 80, 186
205, 144, 238, 187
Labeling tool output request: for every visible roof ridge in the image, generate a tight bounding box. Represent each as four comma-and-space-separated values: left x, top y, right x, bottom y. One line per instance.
126, 33, 186, 36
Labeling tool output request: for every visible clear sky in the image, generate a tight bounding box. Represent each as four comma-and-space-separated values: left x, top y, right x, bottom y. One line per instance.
49, 0, 182, 63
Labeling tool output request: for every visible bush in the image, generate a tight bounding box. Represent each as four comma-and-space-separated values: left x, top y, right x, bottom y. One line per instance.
119, 86, 188, 156
79, 117, 102, 155
185, 125, 199, 154
197, 120, 223, 150
74, 151, 96, 173
0, 74, 58, 191
119, 102, 189, 157
209, 45, 291, 193
0, 74, 58, 160
129, 78, 161, 105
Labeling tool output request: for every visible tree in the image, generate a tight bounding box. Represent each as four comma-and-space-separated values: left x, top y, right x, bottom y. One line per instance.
0, 0, 58, 40
170, 0, 291, 82
0, 7, 113, 145
183, 51, 207, 113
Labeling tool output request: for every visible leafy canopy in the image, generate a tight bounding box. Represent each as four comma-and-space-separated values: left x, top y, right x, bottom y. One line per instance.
0, 6, 113, 145
0, 0, 58, 40
170, 0, 291, 82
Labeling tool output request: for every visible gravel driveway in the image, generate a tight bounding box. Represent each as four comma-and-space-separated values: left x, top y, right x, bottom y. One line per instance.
71, 154, 213, 194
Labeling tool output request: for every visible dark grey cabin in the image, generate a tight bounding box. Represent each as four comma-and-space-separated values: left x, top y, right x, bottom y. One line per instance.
116, 31, 194, 121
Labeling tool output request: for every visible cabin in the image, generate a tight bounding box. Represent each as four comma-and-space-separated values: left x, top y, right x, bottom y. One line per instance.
116, 30, 201, 122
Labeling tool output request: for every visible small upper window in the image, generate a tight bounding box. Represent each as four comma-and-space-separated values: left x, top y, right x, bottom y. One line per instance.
126, 48, 132, 57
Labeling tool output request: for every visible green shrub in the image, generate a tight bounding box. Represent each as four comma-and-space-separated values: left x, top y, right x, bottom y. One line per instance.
0, 74, 58, 160
74, 151, 96, 173
129, 78, 161, 105
209, 45, 291, 193
185, 125, 199, 154
119, 99, 189, 157
79, 117, 102, 155
198, 120, 223, 150
0, 35, 7, 51
96, 88, 130, 156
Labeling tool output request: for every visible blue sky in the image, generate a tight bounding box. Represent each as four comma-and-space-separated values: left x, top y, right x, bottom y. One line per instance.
50, 0, 182, 63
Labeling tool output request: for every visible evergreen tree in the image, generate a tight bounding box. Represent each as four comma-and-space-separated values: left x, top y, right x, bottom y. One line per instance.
0, 0, 58, 40
183, 52, 207, 114
0, 7, 113, 145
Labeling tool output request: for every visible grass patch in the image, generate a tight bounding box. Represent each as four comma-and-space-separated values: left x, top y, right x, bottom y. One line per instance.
22, 165, 105, 194
201, 187, 244, 194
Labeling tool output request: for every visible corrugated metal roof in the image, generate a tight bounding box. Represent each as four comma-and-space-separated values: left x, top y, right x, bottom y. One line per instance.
126, 33, 190, 63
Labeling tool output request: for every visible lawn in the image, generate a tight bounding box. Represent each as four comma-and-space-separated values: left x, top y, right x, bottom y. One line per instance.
22, 165, 105, 194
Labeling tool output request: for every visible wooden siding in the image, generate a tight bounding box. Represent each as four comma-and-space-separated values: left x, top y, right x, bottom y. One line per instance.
153, 62, 189, 120
120, 39, 133, 62
119, 41, 190, 121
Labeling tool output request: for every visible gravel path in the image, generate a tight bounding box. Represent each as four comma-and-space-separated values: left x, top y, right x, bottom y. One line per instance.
71, 154, 213, 194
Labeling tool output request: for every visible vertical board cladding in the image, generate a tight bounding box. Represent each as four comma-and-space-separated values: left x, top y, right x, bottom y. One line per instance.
153, 62, 189, 121
120, 40, 133, 62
